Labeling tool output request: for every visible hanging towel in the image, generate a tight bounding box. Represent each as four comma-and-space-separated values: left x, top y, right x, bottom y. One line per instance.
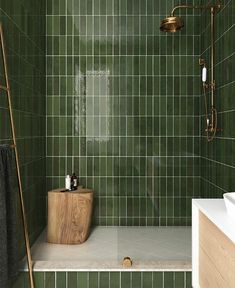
0, 145, 18, 288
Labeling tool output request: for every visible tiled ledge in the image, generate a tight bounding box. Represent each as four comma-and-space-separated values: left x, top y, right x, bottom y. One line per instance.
21, 226, 191, 272
21, 260, 191, 272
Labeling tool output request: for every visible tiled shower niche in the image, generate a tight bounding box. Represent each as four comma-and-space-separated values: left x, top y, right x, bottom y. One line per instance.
46, 0, 202, 226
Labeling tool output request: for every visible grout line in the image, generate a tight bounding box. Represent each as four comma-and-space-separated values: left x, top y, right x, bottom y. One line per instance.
201, 176, 228, 193
201, 156, 235, 169
200, 26, 235, 58
45, 13, 202, 17
45, 54, 201, 57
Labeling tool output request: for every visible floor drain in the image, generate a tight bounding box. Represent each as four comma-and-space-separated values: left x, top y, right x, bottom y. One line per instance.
122, 257, 132, 267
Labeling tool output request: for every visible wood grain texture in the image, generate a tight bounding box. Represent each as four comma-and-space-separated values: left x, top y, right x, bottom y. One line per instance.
199, 211, 235, 288
47, 188, 93, 244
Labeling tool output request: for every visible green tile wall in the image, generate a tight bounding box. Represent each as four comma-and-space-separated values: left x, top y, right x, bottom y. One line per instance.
13, 271, 192, 288
200, 0, 235, 196
46, 0, 202, 226
0, 0, 46, 257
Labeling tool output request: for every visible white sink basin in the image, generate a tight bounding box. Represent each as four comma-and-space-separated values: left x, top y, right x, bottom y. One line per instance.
223, 193, 235, 220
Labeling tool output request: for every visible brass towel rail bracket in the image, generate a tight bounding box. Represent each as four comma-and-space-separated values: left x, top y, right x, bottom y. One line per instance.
0, 23, 35, 288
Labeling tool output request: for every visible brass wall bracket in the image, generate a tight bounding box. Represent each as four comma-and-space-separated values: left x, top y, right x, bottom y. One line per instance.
199, 58, 206, 66
0, 84, 9, 91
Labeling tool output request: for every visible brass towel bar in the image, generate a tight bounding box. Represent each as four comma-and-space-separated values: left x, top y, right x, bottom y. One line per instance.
0, 23, 35, 288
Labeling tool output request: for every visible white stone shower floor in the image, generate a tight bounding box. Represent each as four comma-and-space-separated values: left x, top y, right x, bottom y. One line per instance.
23, 227, 191, 271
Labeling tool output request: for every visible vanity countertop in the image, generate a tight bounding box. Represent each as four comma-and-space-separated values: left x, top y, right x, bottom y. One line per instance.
192, 199, 235, 243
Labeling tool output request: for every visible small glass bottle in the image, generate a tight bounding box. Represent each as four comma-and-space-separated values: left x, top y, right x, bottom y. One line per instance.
71, 173, 78, 190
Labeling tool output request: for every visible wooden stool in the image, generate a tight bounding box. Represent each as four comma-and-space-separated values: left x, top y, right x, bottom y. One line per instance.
47, 188, 93, 244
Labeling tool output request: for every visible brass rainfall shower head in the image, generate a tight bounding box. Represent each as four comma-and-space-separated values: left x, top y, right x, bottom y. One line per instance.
160, 16, 184, 32
160, 3, 221, 33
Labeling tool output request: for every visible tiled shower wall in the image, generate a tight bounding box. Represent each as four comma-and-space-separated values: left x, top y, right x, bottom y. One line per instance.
200, 0, 235, 196
46, 0, 201, 226
0, 0, 46, 256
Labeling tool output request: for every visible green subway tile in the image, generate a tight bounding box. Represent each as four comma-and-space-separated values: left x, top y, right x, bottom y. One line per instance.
175, 272, 185, 288
132, 272, 141, 288
34, 272, 44, 288
68, 272, 77, 288
153, 272, 163, 287
89, 272, 98, 288
143, 272, 152, 288
99, 272, 109, 288
77, 272, 88, 288
164, 272, 174, 287
45, 272, 55, 288
186, 272, 192, 288
121, 272, 131, 288
56, 272, 66, 288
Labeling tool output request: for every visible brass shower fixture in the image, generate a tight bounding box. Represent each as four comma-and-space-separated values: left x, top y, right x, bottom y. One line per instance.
160, 1, 222, 142
160, 3, 221, 33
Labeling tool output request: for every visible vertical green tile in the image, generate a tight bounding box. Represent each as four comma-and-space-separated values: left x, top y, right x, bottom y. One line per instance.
153, 272, 163, 288
121, 272, 131, 288
68, 272, 77, 288
78, 272, 88, 288
110, 272, 120, 288
164, 272, 174, 288
45, 272, 55, 288
174, 272, 185, 288
99, 272, 109, 288
56, 272, 66, 288
186, 272, 192, 288
34, 272, 44, 288
89, 272, 98, 288
143, 272, 152, 288
132, 272, 141, 288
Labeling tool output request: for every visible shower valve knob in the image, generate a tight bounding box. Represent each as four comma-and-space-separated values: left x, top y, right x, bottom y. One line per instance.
210, 82, 216, 90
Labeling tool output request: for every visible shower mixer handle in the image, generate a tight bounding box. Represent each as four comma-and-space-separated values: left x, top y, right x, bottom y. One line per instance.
202, 82, 216, 91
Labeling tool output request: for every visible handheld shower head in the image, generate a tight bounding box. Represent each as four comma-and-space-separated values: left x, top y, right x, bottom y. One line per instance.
160, 16, 184, 32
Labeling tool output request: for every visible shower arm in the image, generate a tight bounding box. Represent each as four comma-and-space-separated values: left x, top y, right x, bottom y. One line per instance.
170, 4, 221, 17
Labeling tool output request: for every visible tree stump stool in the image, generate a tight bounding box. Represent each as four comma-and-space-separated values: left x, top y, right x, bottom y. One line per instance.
47, 188, 93, 244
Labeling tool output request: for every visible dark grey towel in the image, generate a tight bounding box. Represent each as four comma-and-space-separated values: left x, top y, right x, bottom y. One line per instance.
0, 145, 18, 288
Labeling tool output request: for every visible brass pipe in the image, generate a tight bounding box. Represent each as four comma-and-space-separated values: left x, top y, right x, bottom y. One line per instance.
210, 7, 215, 130
211, 7, 215, 107
171, 4, 221, 16
0, 23, 35, 288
